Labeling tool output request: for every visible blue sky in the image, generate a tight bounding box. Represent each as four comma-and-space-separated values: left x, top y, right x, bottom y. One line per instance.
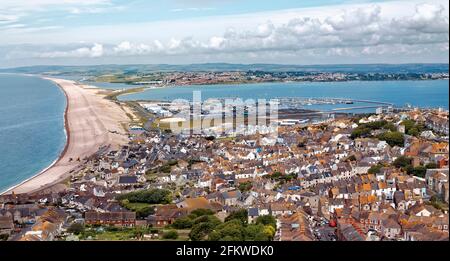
10, 0, 394, 28
0, 0, 448, 67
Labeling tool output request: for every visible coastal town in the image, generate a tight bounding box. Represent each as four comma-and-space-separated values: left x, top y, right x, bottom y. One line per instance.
90, 70, 450, 87
1, 97, 448, 241
1, 2, 449, 261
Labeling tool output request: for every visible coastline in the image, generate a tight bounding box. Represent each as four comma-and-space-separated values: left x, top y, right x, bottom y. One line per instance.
1, 77, 130, 195
0, 78, 70, 195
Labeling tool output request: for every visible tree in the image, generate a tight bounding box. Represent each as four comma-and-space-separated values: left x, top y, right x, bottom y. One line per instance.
425, 162, 438, 169
244, 224, 272, 241
393, 156, 412, 168
263, 225, 276, 240
208, 219, 244, 241
185, 211, 274, 241
159, 165, 171, 173
368, 164, 383, 174
384, 123, 397, 132
282, 173, 298, 181
407, 127, 420, 137
136, 206, 155, 219
238, 181, 253, 192
116, 189, 172, 204
189, 209, 215, 218
401, 119, 416, 133
351, 120, 393, 139
132, 227, 147, 239
405, 165, 414, 175
416, 123, 425, 133
189, 218, 220, 241
377, 131, 404, 147
255, 215, 276, 229
225, 209, 248, 225
367, 120, 388, 130
271, 172, 283, 179
412, 166, 427, 178
351, 127, 371, 139
429, 195, 448, 211
162, 230, 179, 240
193, 214, 221, 226
171, 217, 193, 229
67, 223, 85, 235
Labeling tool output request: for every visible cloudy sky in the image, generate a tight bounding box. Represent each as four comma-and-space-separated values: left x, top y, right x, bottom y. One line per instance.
0, 0, 448, 67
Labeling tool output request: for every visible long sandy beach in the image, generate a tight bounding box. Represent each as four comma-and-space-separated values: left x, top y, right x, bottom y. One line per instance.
2, 78, 130, 195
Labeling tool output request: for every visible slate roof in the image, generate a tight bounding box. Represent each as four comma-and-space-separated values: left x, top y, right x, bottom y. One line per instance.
118, 175, 138, 184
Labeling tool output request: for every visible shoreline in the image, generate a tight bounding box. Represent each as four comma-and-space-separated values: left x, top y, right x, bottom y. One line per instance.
0, 78, 70, 195
1, 77, 130, 195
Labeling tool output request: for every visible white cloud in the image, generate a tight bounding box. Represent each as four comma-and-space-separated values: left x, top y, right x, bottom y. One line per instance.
0, 14, 21, 24
113, 41, 164, 55
208, 36, 226, 49
2, 0, 449, 65
37, 43, 104, 58
42, 2, 446, 59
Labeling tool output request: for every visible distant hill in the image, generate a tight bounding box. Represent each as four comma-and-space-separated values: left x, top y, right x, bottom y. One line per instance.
1, 63, 448, 76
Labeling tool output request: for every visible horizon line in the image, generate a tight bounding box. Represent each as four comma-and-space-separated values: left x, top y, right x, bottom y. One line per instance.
2, 62, 449, 70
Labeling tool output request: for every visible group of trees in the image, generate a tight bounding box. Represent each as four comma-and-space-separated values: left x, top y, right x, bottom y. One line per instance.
208, 210, 276, 241
263, 172, 298, 183
171, 209, 216, 230
238, 181, 253, 192
368, 164, 384, 174
377, 131, 405, 147
159, 160, 179, 173
67, 223, 159, 240
429, 195, 449, 212
119, 200, 156, 219
162, 230, 179, 240
208, 219, 275, 241
351, 119, 427, 147
350, 120, 395, 139
206, 209, 276, 241
171, 209, 276, 241
349, 120, 406, 147
116, 188, 172, 204
367, 157, 438, 178
393, 156, 438, 178
401, 119, 425, 137
146, 160, 179, 175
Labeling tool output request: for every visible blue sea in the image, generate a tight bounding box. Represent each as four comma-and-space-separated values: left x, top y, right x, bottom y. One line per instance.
0, 74, 66, 193
119, 80, 450, 111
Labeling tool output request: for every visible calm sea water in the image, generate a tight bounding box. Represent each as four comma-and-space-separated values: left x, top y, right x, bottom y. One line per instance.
119, 80, 449, 110
0, 74, 66, 192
